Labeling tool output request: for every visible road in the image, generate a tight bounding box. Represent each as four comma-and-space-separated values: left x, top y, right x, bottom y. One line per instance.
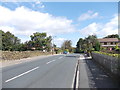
2, 54, 80, 88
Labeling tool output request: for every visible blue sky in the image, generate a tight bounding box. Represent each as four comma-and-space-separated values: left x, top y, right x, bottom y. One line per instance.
0, 2, 118, 47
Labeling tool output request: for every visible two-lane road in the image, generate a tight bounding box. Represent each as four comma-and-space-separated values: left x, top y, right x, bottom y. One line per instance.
2, 54, 80, 88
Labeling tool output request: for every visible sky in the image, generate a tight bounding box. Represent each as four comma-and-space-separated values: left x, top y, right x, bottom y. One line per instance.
0, 1, 118, 47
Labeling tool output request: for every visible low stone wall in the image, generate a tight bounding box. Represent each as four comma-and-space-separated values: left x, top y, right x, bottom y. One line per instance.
1, 51, 51, 60
91, 52, 120, 78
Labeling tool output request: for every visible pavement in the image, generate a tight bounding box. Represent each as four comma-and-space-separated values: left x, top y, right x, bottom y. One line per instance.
2, 54, 80, 88
79, 54, 119, 88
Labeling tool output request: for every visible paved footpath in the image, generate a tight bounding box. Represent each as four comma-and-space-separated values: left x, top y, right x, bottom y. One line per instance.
79, 55, 119, 88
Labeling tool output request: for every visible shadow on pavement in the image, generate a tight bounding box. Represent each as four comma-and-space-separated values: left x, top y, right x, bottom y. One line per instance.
85, 59, 119, 88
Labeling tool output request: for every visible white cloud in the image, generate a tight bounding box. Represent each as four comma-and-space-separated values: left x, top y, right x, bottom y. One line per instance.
79, 23, 100, 36
34, 1, 45, 8
79, 14, 118, 38
54, 38, 66, 47
0, 6, 75, 39
78, 10, 99, 21
35, 1, 41, 4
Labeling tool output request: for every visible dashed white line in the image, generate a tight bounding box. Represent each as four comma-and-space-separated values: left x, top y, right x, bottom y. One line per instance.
58, 57, 63, 59
5, 67, 39, 83
46, 60, 55, 64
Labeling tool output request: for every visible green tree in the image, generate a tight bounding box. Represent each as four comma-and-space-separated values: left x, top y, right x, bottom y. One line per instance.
61, 40, 72, 52
104, 34, 119, 39
76, 35, 100, 55
94, 41, 100, 51
45, 36, 52, 51
76, 38, 84, 53
1, 30, 21, 51
30, 32, 52, 51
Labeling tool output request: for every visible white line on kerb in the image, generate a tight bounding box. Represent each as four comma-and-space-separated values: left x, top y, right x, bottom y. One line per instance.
46, 60, 55, 64
5, 67, 39, 83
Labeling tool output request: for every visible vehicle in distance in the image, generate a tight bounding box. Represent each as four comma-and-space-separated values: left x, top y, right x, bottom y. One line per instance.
63, 51, 68, 54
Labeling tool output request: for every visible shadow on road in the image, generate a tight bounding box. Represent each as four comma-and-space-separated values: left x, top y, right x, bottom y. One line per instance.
85, 59, 119, 88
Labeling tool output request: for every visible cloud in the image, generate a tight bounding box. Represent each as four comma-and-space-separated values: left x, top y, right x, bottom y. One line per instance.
35, 1, 41, 4
78, 10, 99, 21
54, 38, 66, 47
79, 14, 118, 38
79, 23, 100, 36
33, 1, 45, 8
0, 6, 75, 38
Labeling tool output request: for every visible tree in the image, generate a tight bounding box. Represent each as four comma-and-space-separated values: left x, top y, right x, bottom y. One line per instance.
76, 38, 84, 53
76, 35, 100, 54
0, 30, 3, 50
76, 38, 84, 49
45, 36, 52, 51
30, 32, 52, 51
61, 40, 72, 52
0, 30, 53, 51
1, 30, 21, 51
94, 41, 100, 51
104, 34, 119, 39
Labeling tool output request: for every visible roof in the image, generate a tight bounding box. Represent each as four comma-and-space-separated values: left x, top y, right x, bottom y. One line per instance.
98, 38, 119, 42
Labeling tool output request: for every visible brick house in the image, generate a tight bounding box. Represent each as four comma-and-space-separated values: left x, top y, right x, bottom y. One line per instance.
98, 38, 120, 50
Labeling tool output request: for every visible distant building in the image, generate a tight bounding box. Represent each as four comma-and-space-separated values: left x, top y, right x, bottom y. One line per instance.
98, 38, 120, 50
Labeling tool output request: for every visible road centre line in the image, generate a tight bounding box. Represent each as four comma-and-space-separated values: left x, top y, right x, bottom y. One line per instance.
46, 60, 55, 64
58, 57, 63, 59
5, 67, 39, 83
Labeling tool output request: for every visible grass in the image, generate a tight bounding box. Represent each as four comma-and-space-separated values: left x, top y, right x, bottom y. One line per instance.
1, 51, 51, 61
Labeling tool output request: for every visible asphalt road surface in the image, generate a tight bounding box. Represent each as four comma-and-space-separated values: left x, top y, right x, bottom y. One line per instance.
2, 54, 80, 88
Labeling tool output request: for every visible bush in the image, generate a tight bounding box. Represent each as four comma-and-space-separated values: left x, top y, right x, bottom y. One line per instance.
75, 49, 84, 53
94, 51, 120, 58
115, 48, 120, 52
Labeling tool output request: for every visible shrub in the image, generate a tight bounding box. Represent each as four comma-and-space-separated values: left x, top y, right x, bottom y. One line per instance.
94, 51, 120, 58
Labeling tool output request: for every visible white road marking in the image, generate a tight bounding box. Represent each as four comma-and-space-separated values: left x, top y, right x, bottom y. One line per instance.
58, 57, 63, 59
5, 67, 39, 83
71, 62, 78, 88
46, 60, 55, 64
76, 68, 79, 88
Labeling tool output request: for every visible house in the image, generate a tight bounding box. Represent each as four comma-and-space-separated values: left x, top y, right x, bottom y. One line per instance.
98, 38, 120, 50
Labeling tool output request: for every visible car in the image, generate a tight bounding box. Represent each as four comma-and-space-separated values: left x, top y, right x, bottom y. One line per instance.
63, 51, 68, 54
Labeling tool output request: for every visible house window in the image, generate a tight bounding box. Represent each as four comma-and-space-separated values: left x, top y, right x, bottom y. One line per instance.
104, 42, 107, 45
111, 42, 113, 45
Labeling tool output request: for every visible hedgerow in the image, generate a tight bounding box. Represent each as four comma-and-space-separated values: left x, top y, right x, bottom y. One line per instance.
94, 51, 120, 58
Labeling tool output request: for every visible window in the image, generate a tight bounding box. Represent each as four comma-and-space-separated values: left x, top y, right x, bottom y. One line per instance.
104, 42, 107, 45
111, 42, 113, 45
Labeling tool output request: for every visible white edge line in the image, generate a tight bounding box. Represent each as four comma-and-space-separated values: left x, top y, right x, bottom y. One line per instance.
76, 67, 79, 88
5, 67, 39, 83
71, 61, 78, 88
